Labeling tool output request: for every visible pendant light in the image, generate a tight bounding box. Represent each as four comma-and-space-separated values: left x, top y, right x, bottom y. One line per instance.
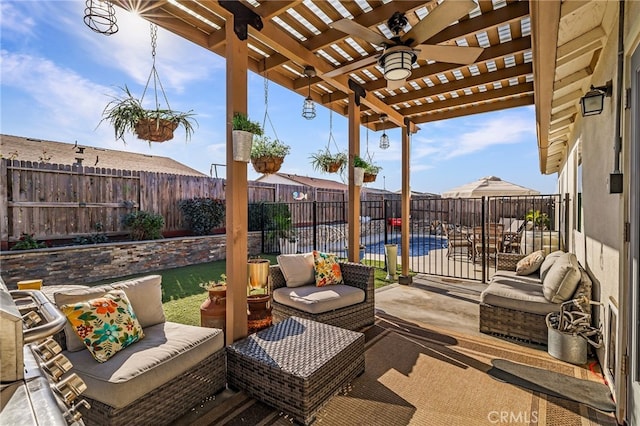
379, 114, 390, 150
302, 66, 316, 120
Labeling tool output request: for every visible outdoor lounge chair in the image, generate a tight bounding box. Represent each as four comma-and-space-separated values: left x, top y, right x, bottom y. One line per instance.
443, 223, 472, 258
471, 223, 504, 262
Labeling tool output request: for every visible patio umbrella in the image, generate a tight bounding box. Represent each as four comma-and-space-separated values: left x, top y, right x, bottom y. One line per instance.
441, 176, 541, 198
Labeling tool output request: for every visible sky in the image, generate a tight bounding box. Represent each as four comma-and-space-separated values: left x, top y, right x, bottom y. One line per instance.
0, 1, 557, 195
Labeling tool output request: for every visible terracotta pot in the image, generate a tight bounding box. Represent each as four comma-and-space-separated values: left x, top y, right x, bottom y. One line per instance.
247, 294, 272, 334
200, 286, 226, 335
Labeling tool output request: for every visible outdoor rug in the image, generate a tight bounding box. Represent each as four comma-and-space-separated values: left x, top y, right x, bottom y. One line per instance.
183, 314, 617, 426
488, 359, 616, 413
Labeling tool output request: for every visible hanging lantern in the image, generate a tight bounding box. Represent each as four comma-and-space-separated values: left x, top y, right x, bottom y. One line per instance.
379, 114, 390, 149
83, 0, 119, 35
302, 66, 316, 120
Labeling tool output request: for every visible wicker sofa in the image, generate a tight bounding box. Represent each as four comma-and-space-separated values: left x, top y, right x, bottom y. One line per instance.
479, 251, 592, 345
51, 275, 226, 425
270, 256, 375, 331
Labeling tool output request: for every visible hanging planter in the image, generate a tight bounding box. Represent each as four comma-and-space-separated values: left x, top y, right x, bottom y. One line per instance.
363, 172, 377, 183
100, 24, 197, 144
310, 150, 347, 174
135, 117, 179, 142
251, 76, 289, 173
232, 113, 263, 162
250, 136, 290, 174
309, 107, 347, 174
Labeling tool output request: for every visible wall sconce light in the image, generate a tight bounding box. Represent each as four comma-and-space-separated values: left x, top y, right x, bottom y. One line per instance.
580, 80, 613, 117
379, 46, 416, 81
379, 114, 390, 149
302, 66, 316, 120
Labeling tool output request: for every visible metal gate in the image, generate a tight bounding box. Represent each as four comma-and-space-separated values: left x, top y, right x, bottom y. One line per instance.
360, 194, 566, 282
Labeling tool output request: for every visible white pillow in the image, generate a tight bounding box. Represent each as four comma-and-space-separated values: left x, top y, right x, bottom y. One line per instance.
277, 253, 315, 287
539, 250, 564, 282
542, 253, 581, 303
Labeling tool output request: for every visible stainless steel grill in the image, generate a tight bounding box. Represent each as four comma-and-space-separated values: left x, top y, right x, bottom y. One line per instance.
0, 280, 89, 425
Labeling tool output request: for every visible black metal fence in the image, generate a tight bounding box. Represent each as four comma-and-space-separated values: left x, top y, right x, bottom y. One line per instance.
254, 194, 567, 282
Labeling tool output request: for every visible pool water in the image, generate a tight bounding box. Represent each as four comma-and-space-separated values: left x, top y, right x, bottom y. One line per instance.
366, 235, 447, 257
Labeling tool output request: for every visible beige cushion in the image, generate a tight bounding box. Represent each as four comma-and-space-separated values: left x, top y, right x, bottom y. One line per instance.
273, 284, 365, 314
277, 253, 315, 287
539, 250, 563, 281
515, 250, 545, 275
481, 276, 560, 315
54, 275, 164, 352
63, 322, 223, 409
542, 253, 581, 303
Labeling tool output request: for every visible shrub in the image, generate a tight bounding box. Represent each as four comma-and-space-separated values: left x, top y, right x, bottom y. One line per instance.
73, 223, 109, 245
123, 211, 164, 240
179, 198, 225, 235
11, 233, 46, 250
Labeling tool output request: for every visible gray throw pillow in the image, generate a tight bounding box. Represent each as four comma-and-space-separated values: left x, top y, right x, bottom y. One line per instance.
542, 252, 581, 303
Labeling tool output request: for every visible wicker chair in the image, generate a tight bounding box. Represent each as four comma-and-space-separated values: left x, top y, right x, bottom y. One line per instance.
479, 253, 592, 345
270, 262, 375, 331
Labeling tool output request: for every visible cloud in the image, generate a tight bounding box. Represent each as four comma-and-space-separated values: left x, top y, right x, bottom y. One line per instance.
0, 3, 36, 37
72, 8, 224, 92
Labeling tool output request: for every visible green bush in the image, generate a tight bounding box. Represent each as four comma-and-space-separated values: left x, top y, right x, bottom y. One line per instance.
178, 198, 225, 235
248, 202, 291, 233
123, 211, 164, 240
11, 233, 46, 250
73, 223, 109, 245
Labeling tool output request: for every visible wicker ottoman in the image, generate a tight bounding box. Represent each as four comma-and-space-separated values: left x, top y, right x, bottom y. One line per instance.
226, 316, 365, 425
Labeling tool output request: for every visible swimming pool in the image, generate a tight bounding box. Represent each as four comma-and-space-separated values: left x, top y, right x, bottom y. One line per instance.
366, 235, 447, 257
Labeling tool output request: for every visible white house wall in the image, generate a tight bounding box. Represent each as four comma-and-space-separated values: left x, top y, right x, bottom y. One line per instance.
556, 1, 640, 416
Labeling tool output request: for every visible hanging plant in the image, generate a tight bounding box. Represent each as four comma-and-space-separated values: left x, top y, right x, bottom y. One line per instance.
309, 107, 347, 174
353, 155, 382, 183
101, 86, 196, 143
251, 76, 289, 174
310, 149, 347, 173
100, 23, 197, 143
251, 136, 291, 174
231, 113, 263, 162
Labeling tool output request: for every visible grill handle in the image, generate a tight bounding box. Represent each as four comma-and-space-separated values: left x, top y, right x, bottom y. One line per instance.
10, 290, 67, 344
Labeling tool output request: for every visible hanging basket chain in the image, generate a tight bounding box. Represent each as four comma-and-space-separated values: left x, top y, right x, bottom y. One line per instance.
365, 117, 374, 163
262, 76, 280, 141
140, 23, 172, 112
326, 108, 341, 154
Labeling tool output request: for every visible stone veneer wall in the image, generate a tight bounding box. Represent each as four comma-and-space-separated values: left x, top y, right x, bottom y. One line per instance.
0, 233, 263, 289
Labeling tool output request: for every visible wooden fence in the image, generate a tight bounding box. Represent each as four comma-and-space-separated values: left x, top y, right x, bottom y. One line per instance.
0, 159, 357, 248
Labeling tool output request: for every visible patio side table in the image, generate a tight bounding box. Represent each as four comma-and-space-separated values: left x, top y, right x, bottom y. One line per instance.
226, 316, 365, 425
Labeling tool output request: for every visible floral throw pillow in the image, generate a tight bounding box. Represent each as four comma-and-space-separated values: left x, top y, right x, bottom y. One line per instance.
61, 290, 144, 363
313, 250, 344, 287
515, 250, 546, 276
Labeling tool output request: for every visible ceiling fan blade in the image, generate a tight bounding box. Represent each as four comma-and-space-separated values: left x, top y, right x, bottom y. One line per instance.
403, 0, 477, 46
331, 18, 389, 46
387, 79, 406, 90
416, 45, 483, 64
323, 55, 379, 78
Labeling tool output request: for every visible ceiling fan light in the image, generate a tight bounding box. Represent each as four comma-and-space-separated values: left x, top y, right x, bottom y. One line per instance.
302, 97, 316, 119
381, 50, 415, 81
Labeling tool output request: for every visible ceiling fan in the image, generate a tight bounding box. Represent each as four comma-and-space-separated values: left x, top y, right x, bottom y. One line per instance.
326, 0, 483, 89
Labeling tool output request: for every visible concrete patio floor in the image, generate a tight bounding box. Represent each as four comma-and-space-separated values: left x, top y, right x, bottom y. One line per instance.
176, 273, 617, 425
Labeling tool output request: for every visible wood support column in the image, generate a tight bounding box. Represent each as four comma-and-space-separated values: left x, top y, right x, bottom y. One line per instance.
347, 91, 361, 263
225, 18, 248, 344
399, 121, 412, 285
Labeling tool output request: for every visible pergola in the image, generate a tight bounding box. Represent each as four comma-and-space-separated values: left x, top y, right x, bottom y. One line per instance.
110, 0, 607, 344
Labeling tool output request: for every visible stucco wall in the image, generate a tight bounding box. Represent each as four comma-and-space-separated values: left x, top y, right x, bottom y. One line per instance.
557, 3, 631, 380
0, 233, 263, 288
